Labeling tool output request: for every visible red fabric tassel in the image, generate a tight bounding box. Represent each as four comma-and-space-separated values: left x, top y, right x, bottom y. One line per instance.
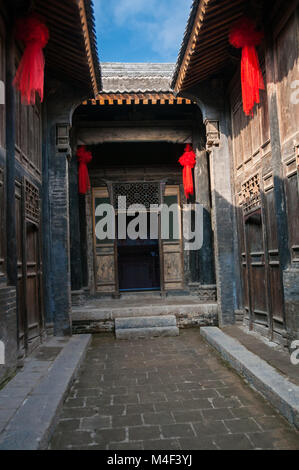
77, 146, 92, 195
13, 15, 49, 105
229, 17, 264, 116
179, 144, 196, 199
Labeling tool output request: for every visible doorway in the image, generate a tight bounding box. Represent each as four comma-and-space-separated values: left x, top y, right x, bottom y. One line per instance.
117, 212, 160, 292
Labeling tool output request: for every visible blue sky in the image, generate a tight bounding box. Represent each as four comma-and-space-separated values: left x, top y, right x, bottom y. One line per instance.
93, 0, 192, 63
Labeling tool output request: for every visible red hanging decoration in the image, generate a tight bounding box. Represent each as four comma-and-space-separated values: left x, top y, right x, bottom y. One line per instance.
13, 15, 49, 105
77, 146, 92, 195
229, 16, 264, 116
179, 144, 196, 199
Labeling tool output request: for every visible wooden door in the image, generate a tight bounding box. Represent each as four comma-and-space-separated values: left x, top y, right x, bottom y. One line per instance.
161, 185, 184, 291
245, 210, 270, 331
16, 179, 43, 352
25, 222, 42, 343
15, 180, 25, 350
93, 187, 118, 294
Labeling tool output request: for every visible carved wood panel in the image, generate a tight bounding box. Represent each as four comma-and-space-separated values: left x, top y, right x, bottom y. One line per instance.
162, 186, 183, 291
285, 155, 299, 262
93, 187, 118, 293
15, 74, 42, 180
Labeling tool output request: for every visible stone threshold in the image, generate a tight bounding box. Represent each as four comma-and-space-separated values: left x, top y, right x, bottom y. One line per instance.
200, 327, 299, 431
0, 334, 91, 450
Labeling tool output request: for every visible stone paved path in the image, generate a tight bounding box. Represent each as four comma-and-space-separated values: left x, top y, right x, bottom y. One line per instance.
49, 330, 299, 450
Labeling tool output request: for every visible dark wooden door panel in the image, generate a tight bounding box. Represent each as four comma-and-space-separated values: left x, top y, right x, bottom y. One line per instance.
26, 226, 40, 340
245, 211, 270, 330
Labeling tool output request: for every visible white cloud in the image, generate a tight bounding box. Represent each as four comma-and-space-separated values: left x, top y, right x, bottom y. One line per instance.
94, 0, 192, 60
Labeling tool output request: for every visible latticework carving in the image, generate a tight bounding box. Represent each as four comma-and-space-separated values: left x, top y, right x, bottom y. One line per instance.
113, 182, 159, 210
241, 174, 261, 214
25, 179, 40, 224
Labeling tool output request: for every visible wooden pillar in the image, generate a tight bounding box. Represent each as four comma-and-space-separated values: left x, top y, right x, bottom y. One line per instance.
44, 82, 85, 336
49, 120, 72, 336
183, 80, 240, 324
5, 20, 17, 287
193, 116, 215, 289
79, 195, 89, 288
69, 152, 83, 292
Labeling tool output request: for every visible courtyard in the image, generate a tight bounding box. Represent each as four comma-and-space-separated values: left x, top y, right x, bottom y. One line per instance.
49, 330, 299, 451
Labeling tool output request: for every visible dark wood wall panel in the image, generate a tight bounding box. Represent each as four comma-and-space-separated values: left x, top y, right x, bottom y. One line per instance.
230, 48, 286, 339
15, 86, 42, 181
0, 13, 5, 149
0, 167, 5, 280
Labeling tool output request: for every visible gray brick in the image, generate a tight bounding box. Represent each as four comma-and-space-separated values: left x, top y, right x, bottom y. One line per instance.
161, 423, 195, 439
214, 433, 254, 450
224, 418, 261, 433
112, 414, 142, 427
202, 408, 234, 421
143, 412, 175, 425
129, 426, 160, 441
95, 428, 126, 444
172, 410, 203, 423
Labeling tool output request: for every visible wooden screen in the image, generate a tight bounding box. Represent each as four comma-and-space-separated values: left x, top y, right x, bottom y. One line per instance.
93, 187, 118, 293
161, 185, 183, 291
231, 60, 285, 339
274, 11, 299, 264
15, 48, 42, 182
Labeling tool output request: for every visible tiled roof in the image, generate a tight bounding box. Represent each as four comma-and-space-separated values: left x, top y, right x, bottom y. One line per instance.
101, 63, 175, 93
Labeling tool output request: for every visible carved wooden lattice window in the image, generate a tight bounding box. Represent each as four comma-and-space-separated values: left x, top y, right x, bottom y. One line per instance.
24, 179, 40, 225
241, 174, 261, 215
113, 182, 160, 210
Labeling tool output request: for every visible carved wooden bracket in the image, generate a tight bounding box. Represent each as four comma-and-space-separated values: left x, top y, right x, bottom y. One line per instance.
204, 119, 220, 149
56, 123, 71, 158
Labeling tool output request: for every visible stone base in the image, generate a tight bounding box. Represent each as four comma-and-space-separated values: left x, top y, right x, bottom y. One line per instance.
188, 283, 217, 301
0, 285, 17, 386
72, 296, 218, 334
71, 290, 87, 306
115, 315, 179, 340
116, 326, 180, 340
243, 317, 289, 349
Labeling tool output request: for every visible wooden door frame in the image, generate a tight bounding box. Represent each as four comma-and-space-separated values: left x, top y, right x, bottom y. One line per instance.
92, 186, 119, 295
161, 183, 184, 292
244, 208, 271, 337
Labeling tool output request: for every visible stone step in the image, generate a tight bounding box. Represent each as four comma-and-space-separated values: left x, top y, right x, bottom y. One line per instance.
73, 302, 218, 321
116, 326, 179, 340
115, 315, 177, 330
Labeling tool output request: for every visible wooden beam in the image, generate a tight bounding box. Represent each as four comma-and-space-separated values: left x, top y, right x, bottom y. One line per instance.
77, 127, 193, 145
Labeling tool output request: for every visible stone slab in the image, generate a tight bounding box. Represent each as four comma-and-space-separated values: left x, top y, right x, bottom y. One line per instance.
200, 327, 299, 430
115, 315, 177, 330
73, 303, 218, 321
116, 326, 179, 340
0, 334, 91, 450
